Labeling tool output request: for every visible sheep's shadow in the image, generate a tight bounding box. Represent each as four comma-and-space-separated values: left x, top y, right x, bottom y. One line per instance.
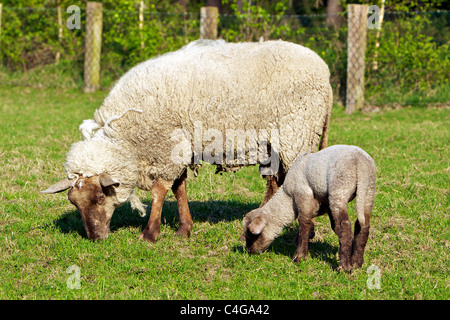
53, 197, 256, 239
53, 198, 339, 269
232, 226, 340, 270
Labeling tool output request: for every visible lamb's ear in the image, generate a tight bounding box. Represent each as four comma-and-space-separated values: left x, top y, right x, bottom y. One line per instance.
99, 173, 120, 188
41, 178, 72, 194
248, 216, 267, 235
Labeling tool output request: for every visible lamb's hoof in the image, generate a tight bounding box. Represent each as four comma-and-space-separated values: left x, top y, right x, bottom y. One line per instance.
352, 260, 364, 269
337, 264, 353, 273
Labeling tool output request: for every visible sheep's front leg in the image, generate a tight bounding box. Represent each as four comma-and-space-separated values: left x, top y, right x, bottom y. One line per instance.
293, 194, 317, 263
171, 170, 193, 239
329, 205, 353, 271
293, 218, 313, 263
139, 181, 169, 242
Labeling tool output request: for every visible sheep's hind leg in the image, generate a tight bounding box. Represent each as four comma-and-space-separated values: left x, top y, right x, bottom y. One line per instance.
139, 181, 169, 242
260, 175, 279, 207
351, 220, 369, 269
172, 169, 193, 239
260, 167, 285, 207
352, 203, 371, 269
329, 205, 353, 272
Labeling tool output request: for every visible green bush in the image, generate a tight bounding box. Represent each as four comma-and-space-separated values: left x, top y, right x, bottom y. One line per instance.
365, 13, 449, 104
0, 1, 448, 105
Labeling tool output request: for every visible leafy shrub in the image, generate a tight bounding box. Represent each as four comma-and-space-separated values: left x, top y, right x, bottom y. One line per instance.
365, 13, 449, 104
0, 0, 447, 105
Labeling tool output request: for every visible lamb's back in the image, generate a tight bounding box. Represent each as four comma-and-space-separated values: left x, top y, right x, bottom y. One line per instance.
285, 145, 368, 200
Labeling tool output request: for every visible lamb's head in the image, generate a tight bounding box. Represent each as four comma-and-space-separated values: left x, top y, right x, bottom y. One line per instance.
242, 208, 276, 254
41, 140, 141, 240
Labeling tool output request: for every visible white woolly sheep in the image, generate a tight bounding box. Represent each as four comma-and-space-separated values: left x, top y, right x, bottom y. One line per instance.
42, 39, 333, 242
242, 145, 376, 271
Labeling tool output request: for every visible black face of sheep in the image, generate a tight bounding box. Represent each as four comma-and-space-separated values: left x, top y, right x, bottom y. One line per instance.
42, 174, 120, 241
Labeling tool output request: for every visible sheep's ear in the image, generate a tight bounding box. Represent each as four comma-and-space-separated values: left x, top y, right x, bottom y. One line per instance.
99, 173, 120, 188
41, 178, 72, 194
248, 216, 267, 235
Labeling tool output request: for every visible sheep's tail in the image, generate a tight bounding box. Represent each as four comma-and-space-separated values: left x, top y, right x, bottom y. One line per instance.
318, 86, 333, 150
129, 190, 148, 217
355, 158, 376, 228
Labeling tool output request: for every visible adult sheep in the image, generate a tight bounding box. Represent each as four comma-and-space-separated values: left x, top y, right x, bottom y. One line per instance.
42, 39, 332, 242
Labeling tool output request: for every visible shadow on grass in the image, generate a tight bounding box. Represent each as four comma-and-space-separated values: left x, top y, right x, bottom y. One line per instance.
232, 225, 340, 270
53, 198, 259, 239
54, 198, 339, 269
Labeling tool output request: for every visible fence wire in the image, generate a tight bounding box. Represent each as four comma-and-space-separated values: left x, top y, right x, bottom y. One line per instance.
0, 6, 448, 106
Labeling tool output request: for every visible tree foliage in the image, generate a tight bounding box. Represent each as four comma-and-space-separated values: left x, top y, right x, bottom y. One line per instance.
0, 0, 448, 104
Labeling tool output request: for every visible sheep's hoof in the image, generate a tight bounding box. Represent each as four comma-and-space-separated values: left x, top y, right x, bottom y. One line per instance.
337, 264, 353, 273
139, 228, 159, 243
175, 227, 191, 239
292, 252, 307, 263
352, 259, 364, 269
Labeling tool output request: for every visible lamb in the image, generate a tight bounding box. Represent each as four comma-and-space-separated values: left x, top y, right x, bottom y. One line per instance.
42, 39, 333, 242
242, 145, 376, 271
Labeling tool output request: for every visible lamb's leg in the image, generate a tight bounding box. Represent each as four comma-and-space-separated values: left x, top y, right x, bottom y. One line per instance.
352, 202, 372, 268
329, 205, 353, 271
171, 170, 193, 239
293, 217, 313, 262
293, 194, 317, 263
139, 181, 169, 242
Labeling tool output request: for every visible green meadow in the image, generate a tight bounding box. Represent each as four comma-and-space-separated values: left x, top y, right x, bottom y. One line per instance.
0, 86, 448, 299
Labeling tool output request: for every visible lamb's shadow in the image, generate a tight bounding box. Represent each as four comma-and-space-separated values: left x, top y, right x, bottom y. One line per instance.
53, 197, 257, 239
54, 198, 339, 269
232, 226, 340, 270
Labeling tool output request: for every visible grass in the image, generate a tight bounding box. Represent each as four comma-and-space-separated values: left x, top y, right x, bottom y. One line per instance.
0, 86, 448, 300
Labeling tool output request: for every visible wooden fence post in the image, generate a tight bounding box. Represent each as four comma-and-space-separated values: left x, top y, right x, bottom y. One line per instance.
372, 0, 385, 71
83, 2, 103, 93
139, 0, 144, 50
200, 6, 218, 40
346, 4, 368, 114
56, 0, 63, 63
0, 3, 2, 63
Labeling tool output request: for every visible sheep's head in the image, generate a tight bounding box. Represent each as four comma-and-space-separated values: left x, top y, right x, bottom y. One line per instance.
41, 173, 121, 241
242, 209, 275, 254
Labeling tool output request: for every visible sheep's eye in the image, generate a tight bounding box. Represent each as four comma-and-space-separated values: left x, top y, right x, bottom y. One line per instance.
97, 194, 106, 204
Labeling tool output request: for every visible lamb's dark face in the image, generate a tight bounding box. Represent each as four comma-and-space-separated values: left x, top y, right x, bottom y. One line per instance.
68, 176, 118, 241
42, 174, 120, 241
242, 209, 274, 254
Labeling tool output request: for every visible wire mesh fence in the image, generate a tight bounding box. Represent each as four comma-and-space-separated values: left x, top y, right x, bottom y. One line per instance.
346, 4, 367, 113
0, 4, 448, 107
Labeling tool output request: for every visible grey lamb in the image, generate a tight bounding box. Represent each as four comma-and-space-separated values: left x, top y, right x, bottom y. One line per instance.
242, 145, 376, 271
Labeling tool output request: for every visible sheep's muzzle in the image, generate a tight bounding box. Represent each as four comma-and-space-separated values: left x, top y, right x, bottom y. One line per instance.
67, 175, 119, 241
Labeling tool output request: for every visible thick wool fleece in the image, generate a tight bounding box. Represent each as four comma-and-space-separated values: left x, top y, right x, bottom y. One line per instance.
66, 39, 332, 212
64, 139, 138, 203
